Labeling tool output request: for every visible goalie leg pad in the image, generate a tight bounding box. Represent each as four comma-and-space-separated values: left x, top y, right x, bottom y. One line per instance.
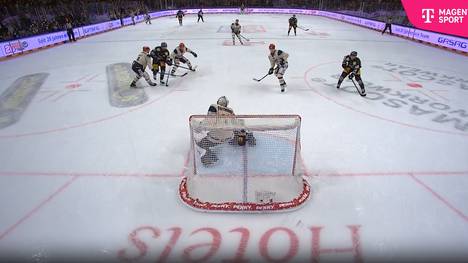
201, 149, 218, 166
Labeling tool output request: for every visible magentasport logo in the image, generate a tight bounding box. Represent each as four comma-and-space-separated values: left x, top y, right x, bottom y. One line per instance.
305, 61, 468, 136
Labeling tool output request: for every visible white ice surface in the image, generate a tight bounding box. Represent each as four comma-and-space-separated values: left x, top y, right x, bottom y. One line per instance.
0, 13, 467, 262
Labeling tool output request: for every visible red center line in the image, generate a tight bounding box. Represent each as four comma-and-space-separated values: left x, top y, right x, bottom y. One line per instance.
0, 175, 80, 241
409, 173, 468, 222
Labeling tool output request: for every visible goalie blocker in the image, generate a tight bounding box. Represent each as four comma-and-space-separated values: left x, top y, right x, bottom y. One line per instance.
180, 114, 310, 213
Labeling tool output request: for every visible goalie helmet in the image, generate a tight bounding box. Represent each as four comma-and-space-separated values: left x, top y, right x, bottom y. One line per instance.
217, 96, 229, 107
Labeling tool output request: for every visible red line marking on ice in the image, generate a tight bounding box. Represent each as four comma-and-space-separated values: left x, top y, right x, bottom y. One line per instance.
416, 90, 435, 100
75, 74, 92, 83
85, 74, 100, 82
38, 91, 60, 102
0, 90, 176, 139
1, 170, 467, 179
406, 83, 422, 88
0, 175, 79, 241
0, 171, 181, 178
52, 90, 73, 102
321, 171, 468, 177
429, 90, 449, 102
409, 173, 468, 222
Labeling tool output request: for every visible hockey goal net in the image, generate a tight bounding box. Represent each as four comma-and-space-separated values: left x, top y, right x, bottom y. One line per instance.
179, 114, 310, 212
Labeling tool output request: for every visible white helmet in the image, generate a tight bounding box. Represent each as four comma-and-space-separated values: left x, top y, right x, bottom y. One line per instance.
217, 96, 229, 107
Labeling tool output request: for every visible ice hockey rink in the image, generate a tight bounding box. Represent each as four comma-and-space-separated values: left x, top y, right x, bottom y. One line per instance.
0, 12, 467, 262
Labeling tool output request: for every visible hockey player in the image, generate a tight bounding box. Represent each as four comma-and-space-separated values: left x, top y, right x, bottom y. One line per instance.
176, 10, 184, 26
382, 16, 392, 35
170, 43, 197, 76
197, 9, 204, 23
288, 14, 297, 36
196, 96, 235, 166
267, 44, 289, 92
130, 46, 157, 88
336, 51, 366, 97
145, 13, 151, 24
231, 19, 243, 45
150, 42, 172, 85
196, 96, 255, 166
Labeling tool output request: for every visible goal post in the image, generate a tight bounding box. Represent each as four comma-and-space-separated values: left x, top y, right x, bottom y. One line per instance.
179, 114, 310, 212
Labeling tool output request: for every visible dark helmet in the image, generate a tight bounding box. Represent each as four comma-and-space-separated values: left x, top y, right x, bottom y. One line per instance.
350, 51, 358, 56
161, 42, 167, 48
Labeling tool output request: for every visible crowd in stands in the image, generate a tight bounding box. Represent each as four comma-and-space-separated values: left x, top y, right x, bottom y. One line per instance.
0, 0, 409, 42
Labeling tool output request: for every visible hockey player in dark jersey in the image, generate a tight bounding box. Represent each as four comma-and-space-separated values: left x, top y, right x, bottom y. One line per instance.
176, 10, 184, 26
150, 42, 172, 85
337, 51, 366, 96
288, 15, 297, 36
197, 9, 204, 22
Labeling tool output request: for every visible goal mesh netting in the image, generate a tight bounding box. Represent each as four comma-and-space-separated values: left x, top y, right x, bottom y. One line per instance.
179, 115, 310, 212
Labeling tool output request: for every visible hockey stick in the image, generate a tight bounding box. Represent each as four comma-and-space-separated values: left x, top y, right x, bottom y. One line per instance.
174, 64, 197, 71
351, 78, 365, 96
297, 25, 309, 31
253, 73, 270, 82
239, 34, 250, 41
160, 71, 188, 77
165, 68, 171, 86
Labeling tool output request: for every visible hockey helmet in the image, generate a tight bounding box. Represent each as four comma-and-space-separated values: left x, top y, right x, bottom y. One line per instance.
161, 42, 168, 48
350, 51, 358, 57
143, 46, 150, 53
235, 19, 239, 23
179, 42, 185, 49
293, 14, 296, 17
269, 43, 276, 50
217, 96, 229, 107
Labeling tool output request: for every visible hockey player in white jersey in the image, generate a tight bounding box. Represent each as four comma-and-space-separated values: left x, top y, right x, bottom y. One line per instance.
231, 19, 243, 45
267, 44, 289, 92
195, 96, 255, 166
170, 42, 197, 76
130, 46, 157, 88
196, 96, 235, 166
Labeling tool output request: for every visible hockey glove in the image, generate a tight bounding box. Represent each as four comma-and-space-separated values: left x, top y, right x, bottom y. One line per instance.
268, 67, 274, 75
166, 59, 173, 66
348, 73, 355, 79
191, 51, 198, 58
